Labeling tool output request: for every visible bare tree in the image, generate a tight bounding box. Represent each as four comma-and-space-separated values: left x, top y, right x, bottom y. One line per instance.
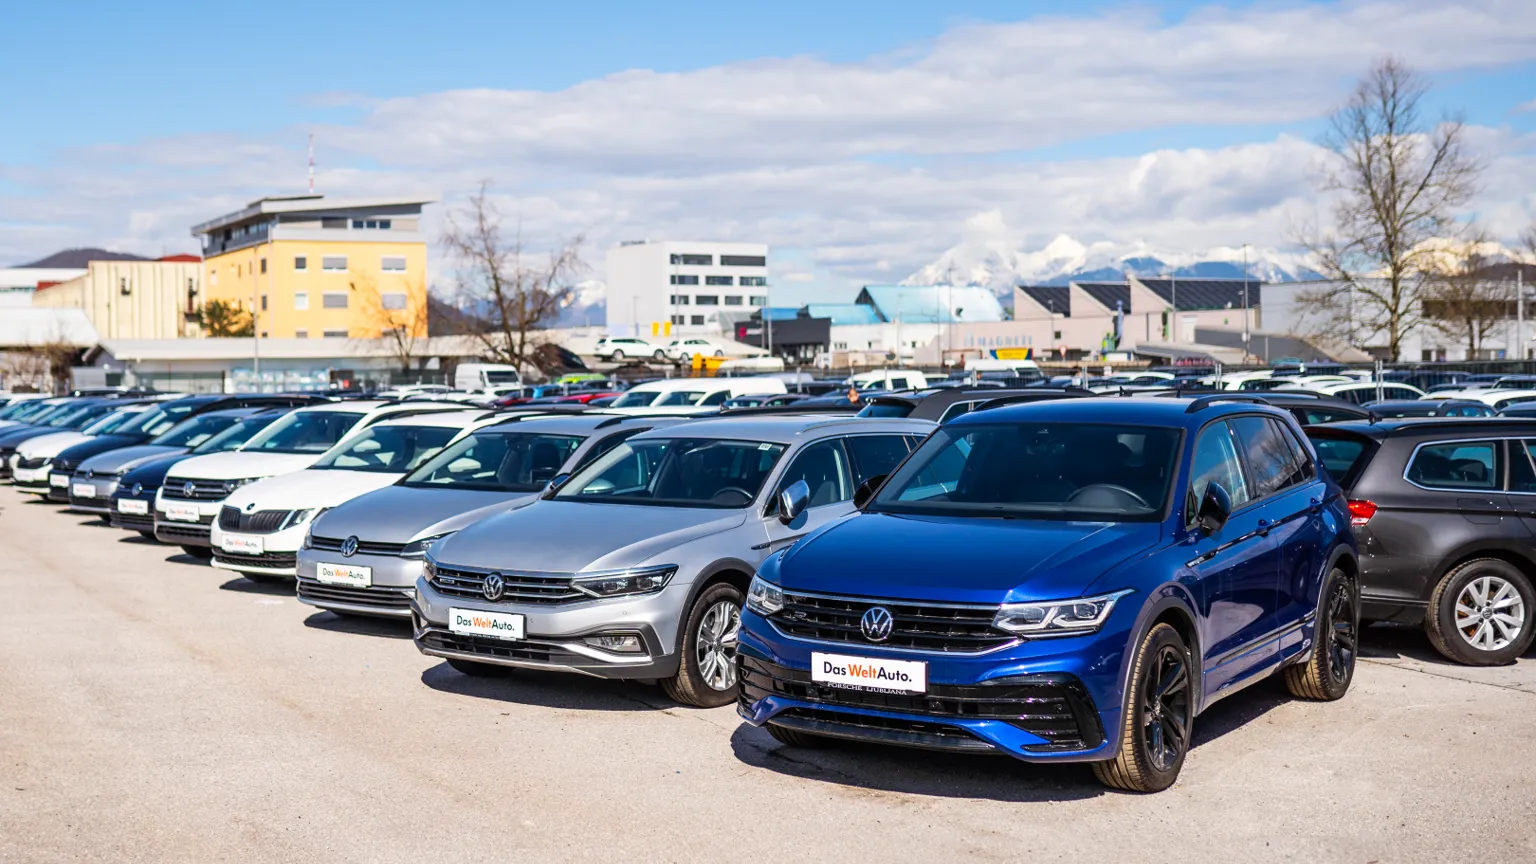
1295, 58, 1481, 360
351, 272, 431, 373
440, 182, 584, 371
1423, 234, 1512, 358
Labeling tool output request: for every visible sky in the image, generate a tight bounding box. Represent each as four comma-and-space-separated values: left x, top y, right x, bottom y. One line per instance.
2, 0, 1534, 306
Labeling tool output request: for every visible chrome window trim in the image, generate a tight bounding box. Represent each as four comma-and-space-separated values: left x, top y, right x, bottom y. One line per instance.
1399, 436, 1523, 494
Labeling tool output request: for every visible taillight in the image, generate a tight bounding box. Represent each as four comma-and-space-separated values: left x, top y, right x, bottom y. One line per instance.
1347, 499, 1377, 527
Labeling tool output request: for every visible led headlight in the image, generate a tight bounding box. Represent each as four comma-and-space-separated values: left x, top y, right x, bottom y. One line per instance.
224, 477, 263, 494
992, 589, 1133, 636
400, 532, 454, 560
571, 565, 676, 598
746, 575, 784, 616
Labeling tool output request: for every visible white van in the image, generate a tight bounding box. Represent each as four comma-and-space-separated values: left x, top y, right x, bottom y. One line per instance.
605, 377, 788, 415
964, 358, 1040, 376
845, 370, 929, 392
454, 364, 521, 391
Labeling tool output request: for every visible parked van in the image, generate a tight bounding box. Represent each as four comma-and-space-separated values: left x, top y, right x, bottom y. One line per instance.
606, 377, 788, 414
454, 364, 521, 391
845, 370, 928, 391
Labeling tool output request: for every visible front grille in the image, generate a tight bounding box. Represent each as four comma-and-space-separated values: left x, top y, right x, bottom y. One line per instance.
771, 590, 1017, 654
310, 535, 409, 557
162, 477, 229, 501
298, 579, 412, 611
740, 656, 1103, 752
156, 515, 214, 540
428, 564, 584, 605
218, 505, 293, 534
417, 628, 586, 665
51, 460, 78, 475
112, 512, 155, 531
213, 550, 297, 569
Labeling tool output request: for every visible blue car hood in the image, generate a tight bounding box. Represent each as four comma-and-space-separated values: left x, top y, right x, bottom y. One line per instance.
56, 434, 152, 466
79, 444, 187, 475
779, 512, 1163, 604
117, 452, 197, 489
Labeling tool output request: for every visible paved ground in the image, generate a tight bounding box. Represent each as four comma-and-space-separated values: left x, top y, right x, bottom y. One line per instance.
2, 486, 1535, 863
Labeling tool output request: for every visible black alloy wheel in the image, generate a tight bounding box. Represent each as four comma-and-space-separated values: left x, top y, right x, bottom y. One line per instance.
1141, 644, 1192, 773
1093, 623, 1194, 793
1284, 566, 1357, 700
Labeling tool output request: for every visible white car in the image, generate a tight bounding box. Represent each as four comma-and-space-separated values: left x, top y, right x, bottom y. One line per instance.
845, 369, 930, 391
11, 403, 158, 495
154, 401, 460, 556
604, 377, 788, 415
1423, 388, 1536, 412
663, 339, 728, 362
208, 410, 500, 583
1282, 381, 1427, 404
594, 337, 664, 362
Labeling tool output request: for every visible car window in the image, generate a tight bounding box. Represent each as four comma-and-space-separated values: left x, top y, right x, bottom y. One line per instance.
1230, 415, 1307, 498
312, 424, 459, 473
243, 411, 364, 453
404, 431, 585, 491
856, 402, 913, 419
1306, 434, 1372, 488
655, 390, 707, 407
843, 434, 913, 486
775, 439, 852, 509
1509, 441, 1536, 493
1406, 440, 1500, 490
151, 414, 238, 449
698, 391, 731, 406
558, 438, 787, 508
1188, 421, 1251, 519
1302, 407, 1362, 424
938, 401, 982, 423
572, 429, 644, 472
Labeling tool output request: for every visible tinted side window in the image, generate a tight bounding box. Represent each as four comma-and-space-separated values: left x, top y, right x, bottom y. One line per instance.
1302, 407, 1362, 425
843, 434, 913, 486
1231, 415, 1304, 498
1188, 421, 1250, 522
1510, 440, 1536, 493
938, 401, 982, 423
1406, 440, 1499, 490
1308, 435, 1372, 487
777, 439, 852, 508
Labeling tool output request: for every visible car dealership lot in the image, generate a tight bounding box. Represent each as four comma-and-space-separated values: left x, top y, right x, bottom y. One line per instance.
3, 487, 1535, 863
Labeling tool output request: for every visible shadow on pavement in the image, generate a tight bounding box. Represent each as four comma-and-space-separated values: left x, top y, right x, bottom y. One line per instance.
1189, 677, 1290, 749
217, 576, 294, 596
117, 533, 161, 545
303, 610, 411, 640
1357, 622, 1466, 666
73, 516, 115, 528
419, 661, 671, 712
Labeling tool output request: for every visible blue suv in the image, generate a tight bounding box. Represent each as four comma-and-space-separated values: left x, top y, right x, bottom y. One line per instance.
738, 396, 1359, 792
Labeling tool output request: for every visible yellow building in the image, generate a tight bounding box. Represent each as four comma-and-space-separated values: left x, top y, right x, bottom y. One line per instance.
30, 256, 204, 339
191, 195, 433, 340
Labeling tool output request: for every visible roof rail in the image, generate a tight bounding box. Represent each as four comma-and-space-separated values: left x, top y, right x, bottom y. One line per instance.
971, 389, 1094, 413
1183, 394, 1273, 413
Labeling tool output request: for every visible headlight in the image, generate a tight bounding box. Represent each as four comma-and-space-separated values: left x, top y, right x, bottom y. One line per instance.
422, 555, 439, 581
224, 477, 263, 494
400, 532, 454, 560
746, 574, 784, 616
992, 589, 1133, 636
301, 524, 315, 550
571, 565, 676, 598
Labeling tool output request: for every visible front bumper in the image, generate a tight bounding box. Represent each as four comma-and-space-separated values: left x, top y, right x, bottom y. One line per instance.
411, 576, 682, 679
295, 547, 425, 618
108, 489, 158, 533
11, 462, 54, 496
65, 474, 119, 514
154, 495, 226, 547
209, 521, 305, 577
736, 607, 1127, 763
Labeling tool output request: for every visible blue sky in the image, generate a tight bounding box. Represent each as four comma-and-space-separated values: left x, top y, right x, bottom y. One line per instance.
2, 0, 1534, 303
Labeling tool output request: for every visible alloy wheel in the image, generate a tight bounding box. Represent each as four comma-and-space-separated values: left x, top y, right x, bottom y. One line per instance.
1454, 575, 1526, 652
1141, 644, 1191, 772
695, 600, 741, 691
1326, 582, 1357, 682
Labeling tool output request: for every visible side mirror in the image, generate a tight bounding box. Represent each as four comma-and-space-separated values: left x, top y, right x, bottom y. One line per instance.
1196, 482, 1232, 535
777, 480, 811, 525
540, 472, 572, 500
853, 474, 888, 510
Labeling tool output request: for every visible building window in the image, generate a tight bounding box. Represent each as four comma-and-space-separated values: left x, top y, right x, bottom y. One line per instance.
210, 270, 218, 286
690, 315, 705, 326
694, 295, 719, 306
323, 329, 349, 338
669, 295, 690, 305
294, 330, 308, 339
260, 294, 268, 311
260, 258, 267, 274
322, 218, 347, 229
740, 276, 767, 287
382, 292, 408, 310
322, 292, 349, 309
706, 275, 733, 286
670, 315, 685, 325
322, 255, 348, 271
351, 219, 392, 229
381, 256, 407, 272
724, 295, 743, 306
669, 274, 699, 285
749, 295, 768, 306
294, 256, 307, 271
670, 253, 712, 266
294, 292, 309, 310
722, 255, 766, 267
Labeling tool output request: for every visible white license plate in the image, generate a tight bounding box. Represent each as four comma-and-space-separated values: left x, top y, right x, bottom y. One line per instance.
117, 498, 149, 515
317, 562, 372, 587
811, 651, 927, 694
164, 504, 201, 522
49, 474, 69, 488
71, 483, 96, 498
448, 608, 525, 641
220, 534, 264, 555
12, 468, 34, 483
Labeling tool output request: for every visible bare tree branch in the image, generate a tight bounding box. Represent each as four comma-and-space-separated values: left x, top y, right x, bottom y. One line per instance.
351, 272, 431, 374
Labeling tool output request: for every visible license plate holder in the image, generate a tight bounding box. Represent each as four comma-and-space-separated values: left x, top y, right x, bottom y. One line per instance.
810, 651, 928, 694
317, 562, 372, 588
164, 504, 201, 522
448, 608, 525, 641
220, 534, 264, 555
118, 499, 150, 515
71, 483, 96, 498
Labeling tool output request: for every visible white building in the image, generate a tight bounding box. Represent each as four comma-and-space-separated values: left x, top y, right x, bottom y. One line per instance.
605, 241, 770, 338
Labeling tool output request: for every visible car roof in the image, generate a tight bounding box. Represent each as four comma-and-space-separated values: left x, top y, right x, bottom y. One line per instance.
628, 413, 934, 444
479, 413, 689, 436
951, 395, 1290, 427
197, 406, 276, 419
370, 409, 492, 428
1368, 399, 1474, 408
1305, 417, 1536, 440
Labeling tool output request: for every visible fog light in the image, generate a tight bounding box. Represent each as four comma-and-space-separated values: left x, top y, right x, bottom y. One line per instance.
583, 634, 645, 654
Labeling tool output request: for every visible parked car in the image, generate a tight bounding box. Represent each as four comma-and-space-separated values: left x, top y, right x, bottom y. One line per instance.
296, 414, 685, 619
0, 396, 71, 436
410, 414, 936, 706
1281, 381, 1427, 404
845, 370, 929, 392
663, 339, 728, 362
857, 387, 1089, 423
738, 395, 1359, 792
721, 393, 814, 410
1305, 417, 1536, 665
1428, 388, 1536, 413
1158, 391, 1371, 426
595, 337, 664, 362
605, 377, 788, 414
454, 363, 521, 391
209, 410, 496, 583
1363, 399, 1495, 419
10, 400, 162, 495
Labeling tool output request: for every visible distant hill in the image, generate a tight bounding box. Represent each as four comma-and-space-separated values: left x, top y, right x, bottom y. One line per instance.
17, 248, 151, 268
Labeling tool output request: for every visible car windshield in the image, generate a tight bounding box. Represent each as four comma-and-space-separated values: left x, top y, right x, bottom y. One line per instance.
0, 400, 41, 420
241, 410, 363, 454
12, 402, 63, 423
610, 390, 661, 408
655, 390, 707, 407
557, 437, 786, 508
404, 431, 586, 491
310, 424, 459, 473
82, 409, 145, 435
195, 415, 281, 454
151, 414, 240, 449
869, 422, 1179, 521
116, 401, 202, 437
45, 403, 110, 428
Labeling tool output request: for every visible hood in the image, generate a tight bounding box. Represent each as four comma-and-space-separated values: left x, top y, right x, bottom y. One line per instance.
312, 485, 536, 544
119, 452, 194, 489
78, 444, 187, 475
778, 512, 1164, 604
168, 451, 319, 482
16, 431, 90, 459
55, 434, 151, 468
222, 468, 405, 514
435, 501, 748, 574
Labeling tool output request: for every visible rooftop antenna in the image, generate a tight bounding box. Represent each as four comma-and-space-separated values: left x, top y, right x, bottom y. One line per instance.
307, 132, 315, 194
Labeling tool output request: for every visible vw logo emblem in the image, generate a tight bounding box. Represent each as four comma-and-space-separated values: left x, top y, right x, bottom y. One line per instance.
340, 536, 359, 557
860, 606, 894, 642
482, 572, 506, 602
246, 502, 257, 512
182, 481, 195, 497
131, 483, 142, 496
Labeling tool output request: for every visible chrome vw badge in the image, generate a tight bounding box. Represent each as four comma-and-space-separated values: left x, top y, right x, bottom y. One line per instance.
860, 606, 894, 642
182, 481, 195, 497
340, 536, 359, 557
482, 572, 506, 602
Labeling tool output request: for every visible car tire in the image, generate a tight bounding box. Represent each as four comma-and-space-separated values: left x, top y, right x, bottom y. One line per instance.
241, 571, 287, 584
679, 353, 692, 364
1092, 622, 1194, 794
446, 658, 515, 678
661, 582, 743, 708
181, 545, 213, 559
713, 350, 724, 358
1424, 558, 1535, 666
611, 350, 625, 362
766, 722, 827, 748
1283, 566, 1358, 700
653, 350, 666, 361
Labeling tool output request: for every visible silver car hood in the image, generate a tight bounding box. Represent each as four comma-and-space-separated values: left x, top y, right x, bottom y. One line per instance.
434, 500, 748, 573
79, 444, 185, 474
312, 485, 535, 544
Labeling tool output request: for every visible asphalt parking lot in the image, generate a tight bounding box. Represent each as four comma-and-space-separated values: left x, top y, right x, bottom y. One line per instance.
2, 486, 1535, 863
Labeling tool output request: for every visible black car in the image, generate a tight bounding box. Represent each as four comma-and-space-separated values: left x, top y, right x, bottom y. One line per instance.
1153, 391, 1371, 426
856, 387, 1090, 422
1364, 399, 1496, 419
1304, 418, 1536, 665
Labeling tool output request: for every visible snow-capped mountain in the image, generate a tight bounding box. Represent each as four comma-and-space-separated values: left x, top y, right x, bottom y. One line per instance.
556, 278, 606, 326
